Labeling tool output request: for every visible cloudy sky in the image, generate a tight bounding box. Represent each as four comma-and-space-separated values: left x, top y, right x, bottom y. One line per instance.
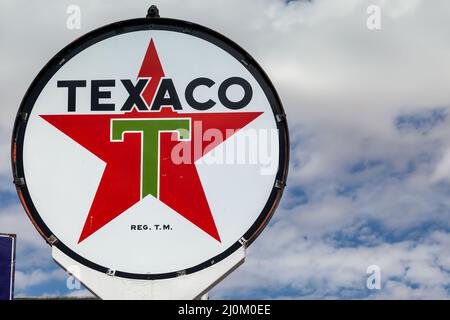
1, 0, 450, 299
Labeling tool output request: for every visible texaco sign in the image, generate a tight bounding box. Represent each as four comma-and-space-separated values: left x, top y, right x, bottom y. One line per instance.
12, 17, 288, 281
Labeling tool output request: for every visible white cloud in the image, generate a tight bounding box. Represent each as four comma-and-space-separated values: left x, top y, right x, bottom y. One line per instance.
0, 204, 54, 268
213, 231, 450, 299
65, 289, 95, 298
15, 269, 66, 291
431, 148, 450, 182
0, 204, 70, 295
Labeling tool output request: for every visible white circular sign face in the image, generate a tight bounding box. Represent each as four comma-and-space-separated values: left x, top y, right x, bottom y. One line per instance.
12, 18, 288, 278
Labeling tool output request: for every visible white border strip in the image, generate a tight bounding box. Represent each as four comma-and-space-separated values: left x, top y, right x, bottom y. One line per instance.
0, 234, 15, 300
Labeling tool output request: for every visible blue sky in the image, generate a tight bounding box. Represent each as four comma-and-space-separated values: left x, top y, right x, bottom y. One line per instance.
2, 0, 450, 299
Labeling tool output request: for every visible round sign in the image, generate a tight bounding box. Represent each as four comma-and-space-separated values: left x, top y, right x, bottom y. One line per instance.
12, 17, 289, 279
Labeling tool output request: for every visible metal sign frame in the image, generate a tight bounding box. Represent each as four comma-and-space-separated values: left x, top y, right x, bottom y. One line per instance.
0, 233, 16, 300
11, 17, 289, 280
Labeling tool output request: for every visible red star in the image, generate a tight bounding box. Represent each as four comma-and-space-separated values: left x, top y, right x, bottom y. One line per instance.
40, 39, 262, 243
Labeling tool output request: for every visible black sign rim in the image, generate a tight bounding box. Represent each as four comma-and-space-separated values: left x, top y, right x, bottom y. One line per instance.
11, 17, 289, 280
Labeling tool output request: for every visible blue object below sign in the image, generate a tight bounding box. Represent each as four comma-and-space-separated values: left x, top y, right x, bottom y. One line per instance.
0, 234, 15, 300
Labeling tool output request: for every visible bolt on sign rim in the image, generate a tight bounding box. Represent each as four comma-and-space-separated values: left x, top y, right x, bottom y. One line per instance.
11, 17, 289, 280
